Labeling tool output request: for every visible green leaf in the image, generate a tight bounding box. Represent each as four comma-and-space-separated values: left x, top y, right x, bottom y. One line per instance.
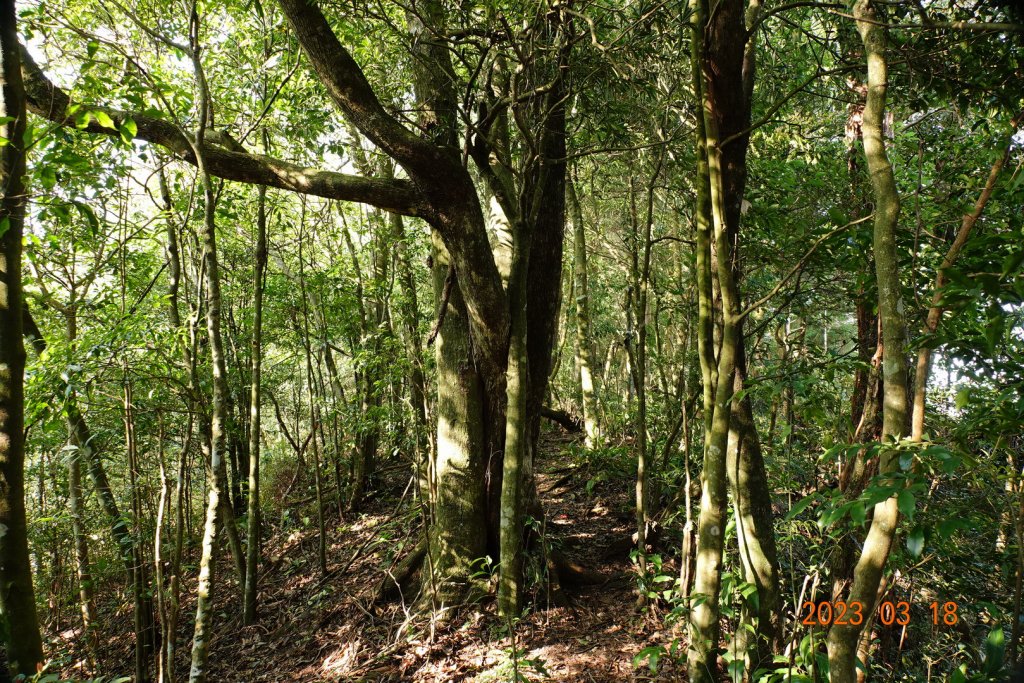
906, 526, 925, 559
39, 166, 57, 190
633, 646, 663, 673
74, 110, 93, 129
94, 110, 115, 129
73, 200, 100, 236
955, 388, 971, 409
984, 626, 1005, 673
941, 454, 961, 475
120, 116, 138, 143
898, 451, 913, 470
850, 501, 866, 527
897, 489, 915, 521
937, 517, 971, 539
785, 493, 817, 521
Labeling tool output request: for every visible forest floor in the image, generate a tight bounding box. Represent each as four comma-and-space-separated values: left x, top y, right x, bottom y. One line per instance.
51, 428, 686, 682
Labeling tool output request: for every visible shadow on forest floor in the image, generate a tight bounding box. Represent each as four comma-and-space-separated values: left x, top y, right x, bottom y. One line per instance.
51, 428, 687, 681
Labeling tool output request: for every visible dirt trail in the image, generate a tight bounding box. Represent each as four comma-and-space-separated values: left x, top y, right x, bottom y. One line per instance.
56, 429, 685, 681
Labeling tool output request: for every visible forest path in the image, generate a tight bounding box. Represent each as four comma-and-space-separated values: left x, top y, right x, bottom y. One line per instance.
62, 429, 684, 681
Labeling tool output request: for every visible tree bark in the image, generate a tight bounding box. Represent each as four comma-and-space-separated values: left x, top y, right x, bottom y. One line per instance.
0, 2, 45, 672
726, 349, 781, 668
687, 1, 746, 673
188, 19, 242, 679
243, 180, 268, 624
425, 235, 488, 606
827, 3, 910, 680
499, 216, 530, 617
568, 178, 601, 448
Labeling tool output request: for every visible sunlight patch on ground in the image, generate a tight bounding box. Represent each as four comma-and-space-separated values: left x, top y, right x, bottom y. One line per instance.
320, 639, 363, 676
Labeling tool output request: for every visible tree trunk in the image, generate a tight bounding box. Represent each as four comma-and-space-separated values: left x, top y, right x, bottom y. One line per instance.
726, 351, 781, 668
910, 118, 1018, 441
188, 29, 242, 680
499, 218, 530, 617
425, 236, 489, 607
243, 181, 268, 624
568, 177, 600, 449
688, 24, 737, 682
65, 309, 98, 665
122, 377, 154, 683
0, 3, 45, 672
827, 3, 910, 680
300, 225, 328, 576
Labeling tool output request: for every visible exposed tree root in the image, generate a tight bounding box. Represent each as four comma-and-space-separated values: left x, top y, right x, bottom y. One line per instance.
540, 406, 583, 433
374, 537, 426, 604
549, 549, 607, 587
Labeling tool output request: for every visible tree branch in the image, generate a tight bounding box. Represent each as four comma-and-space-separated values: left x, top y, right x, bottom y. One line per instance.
276, 0, 449, 180
739, 214, 873, 320
19, 46, 424, 216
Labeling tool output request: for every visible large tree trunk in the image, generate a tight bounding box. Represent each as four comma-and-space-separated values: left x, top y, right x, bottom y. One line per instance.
425, 236, 489, 606
0, 3, 45, 673
827, 2, 910, 680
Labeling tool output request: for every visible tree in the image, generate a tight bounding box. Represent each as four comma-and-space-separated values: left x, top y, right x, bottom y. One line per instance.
827, 1, 910, 679
0, 0, 44, 675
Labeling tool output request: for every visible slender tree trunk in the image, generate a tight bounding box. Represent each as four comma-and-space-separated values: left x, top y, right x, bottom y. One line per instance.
568, 177, 600, 448
687, 0, 748, 677
625, 157, 660, 575
154, 416, 171, 683
687, 9, 722, 673
159, 168, 194, 682
910, 117, 1018, 441
827, 3, 910, 680
340, 214, 376, 511
498, 217, 530, 617
391, 209, 430, 497
243, 181, 268, 624
299, 225, 328, 576
726, 349, 781, 668
69, 428, 97, 662
122, 377, 154, 683
688, 0, 719, 675
64, 308, 98, 666
188, 20, 241, 679
0, 4, 45, 672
